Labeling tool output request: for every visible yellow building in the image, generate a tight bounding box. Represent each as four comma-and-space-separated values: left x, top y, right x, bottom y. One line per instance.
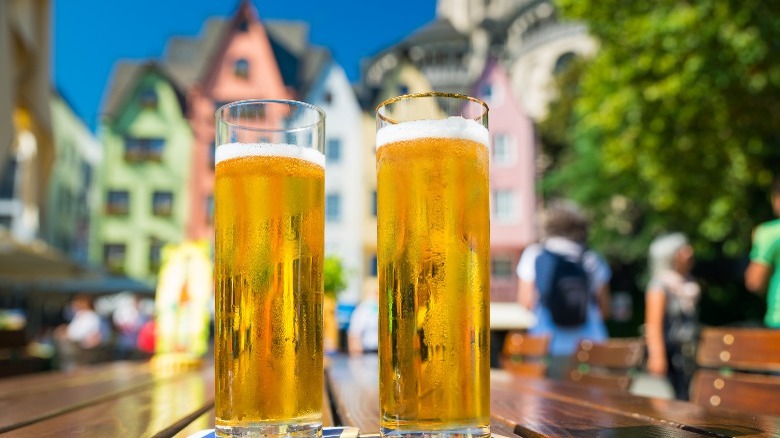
361, 60, 434, 294
0, 0, 54, 242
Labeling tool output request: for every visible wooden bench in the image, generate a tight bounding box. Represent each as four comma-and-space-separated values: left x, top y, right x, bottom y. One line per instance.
567, 338, 645, 392
499, 332, 549, 377
691, 327, 780, 416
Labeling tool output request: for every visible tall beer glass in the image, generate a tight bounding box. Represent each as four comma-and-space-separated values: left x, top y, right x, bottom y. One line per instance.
376, 93, 490, 437
215, 100, 325, 437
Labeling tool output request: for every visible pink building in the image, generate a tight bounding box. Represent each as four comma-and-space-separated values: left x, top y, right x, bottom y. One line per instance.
169, 2, 294, 242
472, 59, 537, 302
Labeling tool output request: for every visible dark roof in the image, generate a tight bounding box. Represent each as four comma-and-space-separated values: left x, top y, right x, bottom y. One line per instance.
360, 18, 468, 90
368, 18, 468, 63
265, 21, 309, 56
298, 46, 332, 98
101, 62, 146, 119
164, 18, 231, 90
103, 9, 330, 118
0, 276, 155, 295
101, 61, 186, 120
403, 19, 467, 46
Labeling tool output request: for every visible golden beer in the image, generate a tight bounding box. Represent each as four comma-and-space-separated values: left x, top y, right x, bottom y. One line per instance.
214, 144, 324, 433
377, 117, 490, 435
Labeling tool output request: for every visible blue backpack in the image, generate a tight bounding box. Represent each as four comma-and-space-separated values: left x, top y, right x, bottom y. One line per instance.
535, 248, 590, 327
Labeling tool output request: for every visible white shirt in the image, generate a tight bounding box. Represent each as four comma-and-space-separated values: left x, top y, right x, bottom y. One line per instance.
516, 237, 611, 290
66, 310, 102, 347
348, 299, 379, 351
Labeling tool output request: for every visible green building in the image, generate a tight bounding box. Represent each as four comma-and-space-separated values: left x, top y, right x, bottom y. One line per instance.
45, 92, 102, 265
92, 63, 192, 282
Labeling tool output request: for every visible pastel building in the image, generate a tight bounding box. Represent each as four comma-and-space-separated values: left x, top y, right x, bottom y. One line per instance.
165, 2, 296, 243
46, 93, 102, 264
303, 52, 365, 302
94, 63, 192, 281
0, 0, 54, 243
96, 1, 365, 291
472, 59, 536, 302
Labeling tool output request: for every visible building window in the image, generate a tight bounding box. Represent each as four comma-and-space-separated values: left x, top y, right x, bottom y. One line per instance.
481, 84, 493, 101
491, 257, 514, 278
0, 215, 11, 229
125, 137, 165, 162
149, 239, 164, 273
368, 254, 378, 277
493, 190, 515, 222
139, 89, 158, 109
106, 191, 130, 215
326, 193, 341, 222
103, 243, 127, 274
152, 191, 173, 217
237, 17, 249, 33
371, 190, 377, 216
235, 59, 249, 79
324, 91, 333, 105
399, 84, 410, 95
493, 133, 515, 166
209, 142, 216, 169
554, 52, 577, 75
326, 138, 342, 162
0, 157, 17, 199
206, 195, 214, 225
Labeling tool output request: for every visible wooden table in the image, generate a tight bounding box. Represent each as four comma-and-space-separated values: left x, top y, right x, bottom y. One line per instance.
327, 354, 780, 438
0, 355, 777, 437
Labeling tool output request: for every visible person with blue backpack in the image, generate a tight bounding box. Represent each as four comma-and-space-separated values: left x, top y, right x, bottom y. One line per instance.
516, 200, 612, 378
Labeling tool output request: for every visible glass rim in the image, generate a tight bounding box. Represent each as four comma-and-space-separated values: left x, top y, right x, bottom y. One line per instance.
215, 98, 326, 133
375, 92, 489, 125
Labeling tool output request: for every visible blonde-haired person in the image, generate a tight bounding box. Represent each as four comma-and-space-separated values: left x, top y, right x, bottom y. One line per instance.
645, 233, 700, 400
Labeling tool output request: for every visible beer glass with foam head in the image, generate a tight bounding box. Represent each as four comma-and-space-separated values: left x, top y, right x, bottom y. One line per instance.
215, 100, 325, 437
376, 93, 490, 437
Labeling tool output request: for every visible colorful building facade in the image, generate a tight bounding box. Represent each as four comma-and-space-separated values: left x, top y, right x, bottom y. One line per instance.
472, 59, 537, 302
178, 3, 296, 243
305, 56, 366, 302
94, 64, 192, 281
46, 93, 102, 264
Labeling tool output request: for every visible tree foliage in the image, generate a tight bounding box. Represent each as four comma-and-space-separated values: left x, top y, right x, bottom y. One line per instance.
545, 0, 780, 261
324, 255, 348, 298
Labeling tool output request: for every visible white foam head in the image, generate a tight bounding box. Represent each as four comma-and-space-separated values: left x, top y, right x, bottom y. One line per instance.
376, 116, 489, 149
216, 142, 325, 168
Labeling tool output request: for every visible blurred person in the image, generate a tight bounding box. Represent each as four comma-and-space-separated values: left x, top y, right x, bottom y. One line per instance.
645, 233, 700, 400
113, 294, 145, 360
55, 294, 104, 369
60, 294, 102, 349
348, 282, 379, 355
136, 318, 156, 356
745, 178, 780, 328
516, 200, 611, 378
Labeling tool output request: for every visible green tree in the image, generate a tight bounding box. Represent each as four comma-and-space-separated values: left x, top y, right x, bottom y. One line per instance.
545, 0, 780, 261
323, 255, 348, 299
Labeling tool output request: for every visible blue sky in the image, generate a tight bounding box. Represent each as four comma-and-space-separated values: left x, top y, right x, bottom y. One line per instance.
53, 0, 436, 130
